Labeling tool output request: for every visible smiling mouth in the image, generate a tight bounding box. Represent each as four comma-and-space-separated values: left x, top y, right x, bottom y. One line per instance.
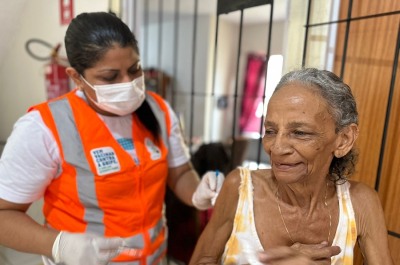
273, 162, 301, 170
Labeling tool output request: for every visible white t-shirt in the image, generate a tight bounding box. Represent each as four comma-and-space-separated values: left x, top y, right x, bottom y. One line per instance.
0, 91, 190, 204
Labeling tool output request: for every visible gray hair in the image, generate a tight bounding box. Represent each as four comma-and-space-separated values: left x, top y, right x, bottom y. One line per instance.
274, 68, 359, 182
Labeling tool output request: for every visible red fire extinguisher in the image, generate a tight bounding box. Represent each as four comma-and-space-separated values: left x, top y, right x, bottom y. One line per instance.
26, 39, 70, 100
44, 44, 70, 100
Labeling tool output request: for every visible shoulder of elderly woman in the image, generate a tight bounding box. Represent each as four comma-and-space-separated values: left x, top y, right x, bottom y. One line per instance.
219, 167, 242, 197
210, 167, 242, 222
349, 180, 386, 230
222, 168, 272, 192
348, 180, 382, 215
348, 180, 394, 264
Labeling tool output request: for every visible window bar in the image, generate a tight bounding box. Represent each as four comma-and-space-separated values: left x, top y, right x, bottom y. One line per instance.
230, 9, 244, 170
188, 0, 199, 154
302, 0, 312, 67
210, 14, 220, 98
157, 0, 163, 95
171, 0, 180, 108
256, 1, 274, 168
388, 230, 400, 239
143, 0, 149, 66
306, 10, 400, 28
340, 0, 354, 79
208, 6, 220, 141
133, 0, 136, 32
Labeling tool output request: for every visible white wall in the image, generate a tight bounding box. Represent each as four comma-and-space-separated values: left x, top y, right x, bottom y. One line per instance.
0, 1, 108, 264
0, 0, 108, 141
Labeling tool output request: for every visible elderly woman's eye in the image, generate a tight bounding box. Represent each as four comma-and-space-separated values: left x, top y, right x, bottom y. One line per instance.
264, 129, 276, 136
293, 130, 310, 136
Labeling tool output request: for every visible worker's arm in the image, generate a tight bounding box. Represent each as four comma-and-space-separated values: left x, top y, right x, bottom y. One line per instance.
0, 199, 57, 257
167, 162, 199, 206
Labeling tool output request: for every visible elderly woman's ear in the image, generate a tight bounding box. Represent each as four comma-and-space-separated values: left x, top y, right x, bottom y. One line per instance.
334, 124, 359, 158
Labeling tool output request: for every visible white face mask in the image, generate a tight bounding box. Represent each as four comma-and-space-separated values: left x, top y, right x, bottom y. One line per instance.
81, 75, 146, 116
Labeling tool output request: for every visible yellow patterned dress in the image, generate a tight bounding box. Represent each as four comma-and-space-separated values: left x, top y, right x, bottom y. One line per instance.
221, 167, 357, 265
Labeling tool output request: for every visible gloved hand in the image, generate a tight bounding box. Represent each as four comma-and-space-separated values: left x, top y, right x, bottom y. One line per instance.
52, 231, 124, 265
192, 171, 225, 210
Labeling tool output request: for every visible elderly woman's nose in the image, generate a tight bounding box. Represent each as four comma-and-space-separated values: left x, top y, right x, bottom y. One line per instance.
270, 133, 291, 153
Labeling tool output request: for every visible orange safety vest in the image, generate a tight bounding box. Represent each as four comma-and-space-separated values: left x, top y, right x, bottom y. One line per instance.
30, 89, 171, 264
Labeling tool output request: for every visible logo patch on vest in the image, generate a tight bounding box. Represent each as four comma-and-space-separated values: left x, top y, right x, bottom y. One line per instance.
145, 138, 161, 160
90, 147, 121, 176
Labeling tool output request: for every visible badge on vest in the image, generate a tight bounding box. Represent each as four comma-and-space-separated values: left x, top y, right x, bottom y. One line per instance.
90, 147, 121, 176
145, 138, 161, 160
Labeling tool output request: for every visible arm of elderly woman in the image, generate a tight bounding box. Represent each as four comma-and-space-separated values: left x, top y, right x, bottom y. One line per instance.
189, 169, 240, 264
189, 169, 340, 265
351, 181, 394, 264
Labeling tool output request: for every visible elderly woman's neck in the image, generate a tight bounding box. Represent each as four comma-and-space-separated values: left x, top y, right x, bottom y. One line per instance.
276, 178, 334, 213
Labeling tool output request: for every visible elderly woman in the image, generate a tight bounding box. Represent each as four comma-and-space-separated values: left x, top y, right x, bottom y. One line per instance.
189, 68, 394, 265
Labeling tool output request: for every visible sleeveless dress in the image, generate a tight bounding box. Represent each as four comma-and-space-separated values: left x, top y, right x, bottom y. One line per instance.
221, 167, 357, 265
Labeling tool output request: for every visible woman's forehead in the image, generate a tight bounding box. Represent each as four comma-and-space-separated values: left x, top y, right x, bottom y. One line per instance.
93, 45, 139, 68
267, 84, 333, 124
270, 83, 326, 107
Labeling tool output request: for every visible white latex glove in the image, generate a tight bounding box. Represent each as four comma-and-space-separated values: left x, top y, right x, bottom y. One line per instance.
52, 231, 124, 265
192, 170, 225, 210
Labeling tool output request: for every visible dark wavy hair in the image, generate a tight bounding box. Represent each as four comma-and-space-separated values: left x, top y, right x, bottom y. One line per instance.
274, 68, 359, 183
65, 12, 160, 140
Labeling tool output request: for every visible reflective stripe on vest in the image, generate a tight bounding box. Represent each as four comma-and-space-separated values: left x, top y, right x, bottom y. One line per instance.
122, 218, 164, 249
48, 98, 103, 234
109, 239, 167, 265
147, 238, 167, 265
113, 218, 167, 264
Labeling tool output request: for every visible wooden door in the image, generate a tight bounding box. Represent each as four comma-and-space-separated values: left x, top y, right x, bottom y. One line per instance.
333, 0, 400, 264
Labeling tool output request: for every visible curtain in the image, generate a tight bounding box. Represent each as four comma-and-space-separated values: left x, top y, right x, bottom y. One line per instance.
239, 53, 266, 135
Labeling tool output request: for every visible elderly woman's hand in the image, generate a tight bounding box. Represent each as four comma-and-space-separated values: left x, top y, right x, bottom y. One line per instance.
257, 246, 317, 265
291, 241, 341, 264
257, 242, 340, 265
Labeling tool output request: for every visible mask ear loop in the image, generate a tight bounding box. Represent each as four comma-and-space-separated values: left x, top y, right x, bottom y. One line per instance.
80, 75, 95, 89
79, 75, 99, 105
